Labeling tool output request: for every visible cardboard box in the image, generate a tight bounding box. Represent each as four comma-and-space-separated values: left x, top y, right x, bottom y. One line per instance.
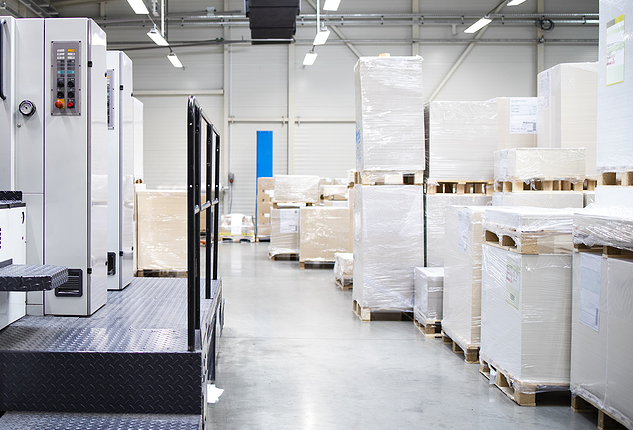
300, 207, 352, 262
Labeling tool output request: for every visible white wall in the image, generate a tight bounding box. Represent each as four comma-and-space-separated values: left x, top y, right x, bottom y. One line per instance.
93, 0, 598, 215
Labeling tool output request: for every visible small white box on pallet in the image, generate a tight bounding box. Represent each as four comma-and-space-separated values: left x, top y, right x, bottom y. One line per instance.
334, 252, 353, 287
414, 267, 444, 325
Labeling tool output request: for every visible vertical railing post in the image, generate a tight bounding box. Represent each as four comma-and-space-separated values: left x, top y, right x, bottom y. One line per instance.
194, 109, 201, 330
186, 97, 196, 352
205, 124, 213, 299
213, 134, 221, 281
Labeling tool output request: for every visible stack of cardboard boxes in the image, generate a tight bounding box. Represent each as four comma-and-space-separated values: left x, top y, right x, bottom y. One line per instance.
256, 177, 274, 241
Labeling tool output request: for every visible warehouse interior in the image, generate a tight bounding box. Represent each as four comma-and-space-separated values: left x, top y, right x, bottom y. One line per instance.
1, 0, 632, 429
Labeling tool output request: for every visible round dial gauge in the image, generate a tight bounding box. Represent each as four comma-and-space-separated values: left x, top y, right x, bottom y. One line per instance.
19, 100, 36, 117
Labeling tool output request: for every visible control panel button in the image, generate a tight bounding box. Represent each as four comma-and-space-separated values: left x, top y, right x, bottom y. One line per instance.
67, 79, 75, 88
55, 99, 64, 109
67, 91, 75, 99
57, 79, 65, 88
57, 91, 64, 99
67, 100, 75, 109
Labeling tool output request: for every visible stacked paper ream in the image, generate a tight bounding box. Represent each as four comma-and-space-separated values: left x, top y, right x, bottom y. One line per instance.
354, 56, 425, 172
269, 208, 300, 256
492, 191, 583, 209
334, 252, 353, 283
428, 100, 498, 182
273, 175, 320, 203
494, 148, 586, 182
597, 2, 633, 172
352, 185, 424, 311
257, 177, 274, 237
425, 194, 492, 267
299, 207, 352, 262
442, 206, 486, 350
219, 214, 255, 241
595, 186, 633, 210
414, 267, 444, 324
537, 62, 598, 177
136, 190, 187, 271
496, 97, 538, 149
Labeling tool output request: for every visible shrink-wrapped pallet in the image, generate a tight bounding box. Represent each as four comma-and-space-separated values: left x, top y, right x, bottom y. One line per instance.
352, 185, 424, 311
425, 194, 491, 267
320, 185, 348, 202
442, 206, 486, 351
273, 175, 320, 203
269, 208, 300, 257
300, 207, 352, 262
492, 191, 583, 209
537, 62, 598, 177
257, 177, 274, 238
428, 100, 498, 182
334, 252, 353, 285
219, 214, 255, 242
414, 267, 444, 324
494, 148, 586, 183
354, 56, 425, 172
496, 97, 538, 149
573, 206, 633, 252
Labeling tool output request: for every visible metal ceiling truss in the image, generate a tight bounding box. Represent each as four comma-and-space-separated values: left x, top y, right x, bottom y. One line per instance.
1, 0, 58, 17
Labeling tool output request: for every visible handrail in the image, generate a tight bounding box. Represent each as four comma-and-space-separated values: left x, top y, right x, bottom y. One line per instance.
186, 95, 221, 352
1, 20, 7, 101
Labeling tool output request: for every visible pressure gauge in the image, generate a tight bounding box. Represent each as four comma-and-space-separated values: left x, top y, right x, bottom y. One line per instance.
19, 100, 36, 117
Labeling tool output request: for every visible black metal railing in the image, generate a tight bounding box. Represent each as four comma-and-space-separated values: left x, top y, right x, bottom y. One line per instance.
187, 95, 221, 352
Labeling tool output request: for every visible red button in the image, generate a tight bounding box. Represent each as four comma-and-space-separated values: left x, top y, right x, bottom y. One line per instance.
67, 101, 74, 108
55, 99, 64, 109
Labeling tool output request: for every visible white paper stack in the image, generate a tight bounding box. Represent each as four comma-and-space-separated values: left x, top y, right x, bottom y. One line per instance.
269, 208, 300, 257
334, 252, 354, 285
494, 148, 586, 182
496, 97, 538, 149
414, 267, 444, 324
273, 175, 320, 203
492, 191, 584, 209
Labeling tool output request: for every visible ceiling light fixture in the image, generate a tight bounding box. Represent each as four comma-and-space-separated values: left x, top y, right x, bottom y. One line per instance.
464, 17, 492, 33
126, 0, 149, 14
303, 50, 318, 66
507, 0, 527, 5
147, 27, 169, 46
313, 28, 330, 45
323, 0, 341, 11
167, 51, 183, 68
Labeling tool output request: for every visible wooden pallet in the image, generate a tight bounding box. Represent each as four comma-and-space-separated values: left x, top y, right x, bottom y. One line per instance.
572, 394, 629, 430
426, 180, 493, 196
352, 299, 413, 322
441, 331, 479, 364
599, 171, 633, 186
495, 179, 584, 193
585, 179, 598, 191
355, 170, 424, 186
269, 253, 299, 261
255, 236, 270, 242
484, 229, 573, 255
480, 359, 570, 407
575, 244, 633, 259
272, 202, 314, 209
220, 236, 255, 243
413, 318, 442, 338
136, 269, 187, 278
335, 277, 353, 290
299, 261, 335, 270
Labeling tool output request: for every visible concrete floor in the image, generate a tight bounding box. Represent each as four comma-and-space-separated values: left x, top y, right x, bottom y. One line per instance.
206, 243, 600, 430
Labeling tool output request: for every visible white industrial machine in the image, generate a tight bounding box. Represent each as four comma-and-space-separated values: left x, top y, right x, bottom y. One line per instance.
106, 51, 134, 291
0, 17, 108, 316
0, 200, 27, 329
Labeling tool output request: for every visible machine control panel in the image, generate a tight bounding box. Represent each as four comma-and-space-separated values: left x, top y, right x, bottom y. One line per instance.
51, 41, 81, 116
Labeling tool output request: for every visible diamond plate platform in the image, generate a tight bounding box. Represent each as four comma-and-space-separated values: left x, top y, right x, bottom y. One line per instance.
0, 412, 201, 429
0, 278, 223, 416
0, 264, 68, 291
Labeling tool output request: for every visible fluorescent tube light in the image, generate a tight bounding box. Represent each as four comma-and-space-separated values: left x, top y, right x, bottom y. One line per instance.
126, 0, 149, 14
323, 0, 341, 11
303, 51, 318, 66
147, 28, 169, 46
167, 52, 183, 68
507, 0, 527, 5
586, 19, 599, 24
313, 29, 330, 46
464, 17, 492, 33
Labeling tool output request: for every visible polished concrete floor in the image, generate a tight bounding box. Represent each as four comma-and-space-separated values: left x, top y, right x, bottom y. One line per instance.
206, 243, 600, 430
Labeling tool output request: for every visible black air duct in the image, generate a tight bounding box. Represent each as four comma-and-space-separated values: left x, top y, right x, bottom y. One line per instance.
245, 0, 300, 44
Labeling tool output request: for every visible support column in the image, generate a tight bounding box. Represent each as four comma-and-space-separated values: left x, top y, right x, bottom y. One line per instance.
412, 0, 419, 56
537, 0, 545, 76
287, 44, 295, 175
222, 0, 230, 214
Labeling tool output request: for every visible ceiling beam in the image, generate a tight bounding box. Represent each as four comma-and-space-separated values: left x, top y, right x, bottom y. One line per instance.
52, 0, 118, 8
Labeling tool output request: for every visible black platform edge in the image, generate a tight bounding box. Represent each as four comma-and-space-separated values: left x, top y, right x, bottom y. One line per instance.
0, 264, 68, 291
0, 191, 22, 202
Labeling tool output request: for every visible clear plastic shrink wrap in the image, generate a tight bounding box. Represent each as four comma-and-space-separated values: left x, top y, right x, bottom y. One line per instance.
492, 191, 584, 209
583, 191, 595, 207
352, 185, 424, 311
414, 267, 444, 324
428, 100, 498, 182
496, 97, 538, 149
573, 206, 633, 252
320, 185, 348, 201
481, 243, 573, 392
354, 56, 425, 172
334, 252, 354, 284
597, 1, 633, 172
257, 177, 274, 238
136, 190, 187, 271
494, 148, 586, 183
442, 206, 486, 350
425, 194, 492, 267
269, 208, 300, 257
219, 214, 255, 241
273, 175, 320, 203
299, 207, 352, 262
537, 62, 598, 177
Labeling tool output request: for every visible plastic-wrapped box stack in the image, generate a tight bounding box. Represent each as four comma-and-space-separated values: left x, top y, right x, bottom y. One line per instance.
571, 207, 633, 428
537, 62, 598, 179
320, 185, 349, 207
273, 175, 320, 204
299, 207, 352, 264
352, 186, 424, 319
269, 208, 300, 258
480, 207, 576, 406
354, 56, 425, 185
413, 267, 444, 336
219, 214, 255, 243
496, 97, 538, 149
441, 205, 486, 363
334, 252, 353, 289
136, 190, 187, 272
256, 177, 274, 240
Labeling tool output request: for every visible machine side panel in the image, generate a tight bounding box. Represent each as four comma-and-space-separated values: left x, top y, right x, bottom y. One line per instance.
121, 52, 134, 287
106, 51, 121, 291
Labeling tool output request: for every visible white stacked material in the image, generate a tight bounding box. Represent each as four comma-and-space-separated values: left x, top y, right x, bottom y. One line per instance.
299, 207, 351, 262
597, 2, 633, 173
273, 175, 320, 203
428, 100, 498, 182
353, 185, 424, 311
492, 192, 583, 209
496, 97, 538, 149
537, 62, 598, 177
269, 208, 300, 257
442, 206, 486, 350
414, 267, 444, 324
320, 185, 348, 201
425, 194, 491, 267
219, 214, 255, 241
354, 56, 425, 172
573, 206, 633, 252
583, 191, 595, 208
595, 186, 633, 209
334, 252, 354, 285
494, 148, 586, 182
